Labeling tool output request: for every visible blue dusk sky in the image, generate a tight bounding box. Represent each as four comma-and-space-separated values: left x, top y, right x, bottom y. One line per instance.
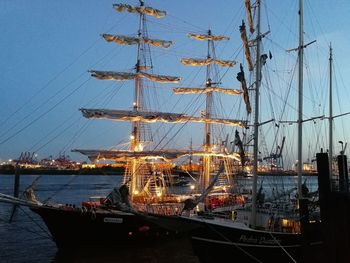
1, 0, 350, 167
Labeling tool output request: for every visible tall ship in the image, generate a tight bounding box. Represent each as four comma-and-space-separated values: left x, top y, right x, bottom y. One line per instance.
0, 0, 249, 250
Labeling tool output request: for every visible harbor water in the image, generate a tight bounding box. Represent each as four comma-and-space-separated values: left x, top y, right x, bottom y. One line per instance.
0, 174, 317, 262
0, 175, 199, 263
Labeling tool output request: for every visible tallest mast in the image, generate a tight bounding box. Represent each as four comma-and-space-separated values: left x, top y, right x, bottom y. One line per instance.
297, 0, 304, 197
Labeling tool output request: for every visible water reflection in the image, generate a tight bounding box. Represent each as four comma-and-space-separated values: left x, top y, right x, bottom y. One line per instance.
54, 238, 199, 263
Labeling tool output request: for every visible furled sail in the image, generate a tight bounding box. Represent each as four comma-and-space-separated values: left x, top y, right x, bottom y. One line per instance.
239, 21, 253, 71
90, 70, 136, 81
192, 117, 246, 127
145, 38, 172, 48
181, 58, 236, 67
173, 87, 242, 96
245, 0, 254, 34
234, 130, 246, 166
236, 64, 252, 114
102, 34, 172, 48
113, 3, 166, 18
102, 34, 139, 45
80, 109, 188, 123
187, 33, 229, 42
141, 72, 181, 83
190, 152, 240, 161
89, 70, 181, 83
80, 109, 246, 127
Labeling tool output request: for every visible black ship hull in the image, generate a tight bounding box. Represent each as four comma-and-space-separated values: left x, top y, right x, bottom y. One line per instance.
188, 218, 324, 263
30, 205, 183, 250
124, 212, 325, 262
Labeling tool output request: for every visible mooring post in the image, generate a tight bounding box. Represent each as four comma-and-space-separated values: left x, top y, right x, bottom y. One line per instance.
9, 163, 20, 222
337, 154, 348, 192
13, 164, 20, 198
299, 197, 311, 260
316, 152, 331, 220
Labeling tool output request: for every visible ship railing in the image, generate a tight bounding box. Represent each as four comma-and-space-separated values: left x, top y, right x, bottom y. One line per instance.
134, 202, 185, 216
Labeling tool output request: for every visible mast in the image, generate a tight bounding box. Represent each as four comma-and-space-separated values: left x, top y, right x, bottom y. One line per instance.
203, 29, 213, 191
329, 44, 333, 178
297, 0, 304, 198
78, 1, 181, 200
189, 138, 193, 172
250, 0, 261, 228
175, 31, 241, 192
130, 0, 145, 197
